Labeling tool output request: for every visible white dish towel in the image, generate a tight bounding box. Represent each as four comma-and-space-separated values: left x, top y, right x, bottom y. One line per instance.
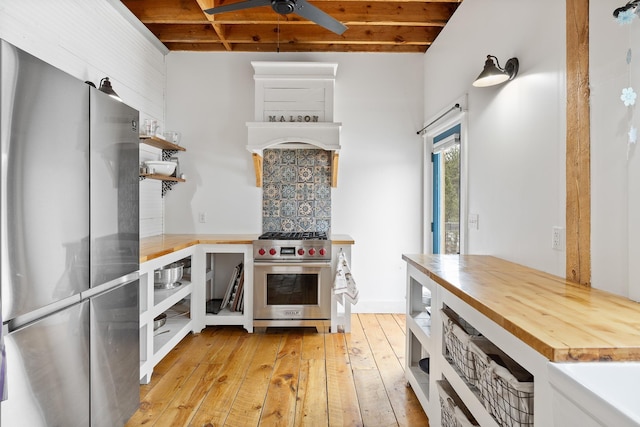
333, 250, 359, 304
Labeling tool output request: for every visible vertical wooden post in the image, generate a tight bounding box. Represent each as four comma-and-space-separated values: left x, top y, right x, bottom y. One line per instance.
252, 153, 263, 187
331, 152, 339, 187
566, 0, 591, 286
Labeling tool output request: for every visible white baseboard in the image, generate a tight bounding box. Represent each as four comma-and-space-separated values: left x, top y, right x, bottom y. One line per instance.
350, 300, 405, 314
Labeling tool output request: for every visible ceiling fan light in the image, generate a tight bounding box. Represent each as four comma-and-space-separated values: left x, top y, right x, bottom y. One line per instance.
473, 55, 519, 88
273, 0, 296, 14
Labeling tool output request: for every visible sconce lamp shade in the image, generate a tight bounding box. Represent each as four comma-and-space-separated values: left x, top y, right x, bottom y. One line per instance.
473, 55, 519, 87
98, 77, 121, 101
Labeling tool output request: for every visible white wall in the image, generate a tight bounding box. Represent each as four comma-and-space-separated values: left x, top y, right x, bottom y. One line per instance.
591, 0, 640, 299
165, 52, 425, 312
424, 0, 640, 300
423, 0, 567, 277
0, 0, 166, 121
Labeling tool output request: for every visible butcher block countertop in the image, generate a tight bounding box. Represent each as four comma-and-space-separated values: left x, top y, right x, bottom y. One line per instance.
403, 254, 640, 362
141, 233, 355, 263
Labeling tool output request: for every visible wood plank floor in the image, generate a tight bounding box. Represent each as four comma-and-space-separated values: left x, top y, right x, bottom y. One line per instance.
126, 314, 429, 427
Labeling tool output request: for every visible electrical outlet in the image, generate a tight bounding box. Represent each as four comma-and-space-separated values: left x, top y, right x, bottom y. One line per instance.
198, 212, 207, 223
552, 226, 564, 250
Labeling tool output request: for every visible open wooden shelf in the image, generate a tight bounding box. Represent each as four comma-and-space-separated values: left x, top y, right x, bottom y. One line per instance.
140, 173, 186, 182
140, 135, 186, 151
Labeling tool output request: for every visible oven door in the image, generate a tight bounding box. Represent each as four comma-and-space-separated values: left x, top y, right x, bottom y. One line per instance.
254, 262, 332, 320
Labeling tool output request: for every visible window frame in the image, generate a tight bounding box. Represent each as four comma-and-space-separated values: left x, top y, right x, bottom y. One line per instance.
422, 107, 468, 255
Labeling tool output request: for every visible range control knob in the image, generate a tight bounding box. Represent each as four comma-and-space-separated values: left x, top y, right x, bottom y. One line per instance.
298, 248, 305, 256
308, 248, 316, 256
269, 248, 277, 256
258, 248, 266, 256
319, 248, 326, 256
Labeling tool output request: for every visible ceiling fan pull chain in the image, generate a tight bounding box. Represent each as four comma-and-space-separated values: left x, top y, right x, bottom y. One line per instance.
277, 15, 280, 53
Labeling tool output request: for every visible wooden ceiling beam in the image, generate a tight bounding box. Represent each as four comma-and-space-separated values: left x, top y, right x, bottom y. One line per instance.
163, 42, 428, 52
126, 1, 457, 23
198, 3, 457, 22
147, 23, 441, 44
144, 19, 447, 27
123, 0, 461, 53
121, 0, 208, 21
211, 22, 233, 50
281, 0, 461, 2
194, 0, 233, 50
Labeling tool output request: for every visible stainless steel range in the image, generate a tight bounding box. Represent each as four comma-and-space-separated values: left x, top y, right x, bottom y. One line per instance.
253, 232, 332, 332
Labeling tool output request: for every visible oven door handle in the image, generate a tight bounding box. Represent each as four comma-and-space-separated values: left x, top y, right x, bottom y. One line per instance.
254, 261, 331, 268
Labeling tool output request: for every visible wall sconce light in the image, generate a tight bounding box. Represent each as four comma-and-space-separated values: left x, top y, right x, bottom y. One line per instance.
98, 77, 121, 101
472, 55, 519, 87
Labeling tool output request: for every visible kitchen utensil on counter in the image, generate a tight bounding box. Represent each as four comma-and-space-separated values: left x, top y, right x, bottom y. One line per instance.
153, 313, 167, 330
154, 263, 183, 289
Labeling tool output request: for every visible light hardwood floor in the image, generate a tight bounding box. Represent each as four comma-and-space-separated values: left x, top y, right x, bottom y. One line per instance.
126, 314, 429, 427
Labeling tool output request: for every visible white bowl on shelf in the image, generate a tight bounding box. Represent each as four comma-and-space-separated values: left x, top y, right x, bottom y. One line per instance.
145, 161, 176, 176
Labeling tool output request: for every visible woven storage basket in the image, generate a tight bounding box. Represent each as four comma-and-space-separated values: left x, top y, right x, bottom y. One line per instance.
437, 380, 479, 427
469, 337, 534, 427
441, 307, 481, 384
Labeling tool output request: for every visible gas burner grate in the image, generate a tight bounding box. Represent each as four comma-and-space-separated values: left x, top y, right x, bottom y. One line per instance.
258, 231, 328, 240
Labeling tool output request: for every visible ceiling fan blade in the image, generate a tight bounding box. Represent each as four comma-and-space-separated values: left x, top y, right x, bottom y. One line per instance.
204, 0, 271, 15
294, 0, 347, 35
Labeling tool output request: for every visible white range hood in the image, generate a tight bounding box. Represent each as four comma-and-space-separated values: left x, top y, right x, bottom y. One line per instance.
246, 61, 341, 187
246, 121, 341, 154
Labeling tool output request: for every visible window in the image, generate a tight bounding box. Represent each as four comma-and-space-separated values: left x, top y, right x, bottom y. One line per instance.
422, 109, 467, 255
432, 127, 460, 254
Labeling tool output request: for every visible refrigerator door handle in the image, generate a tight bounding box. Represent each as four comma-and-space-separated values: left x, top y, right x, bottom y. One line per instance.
7, 294, 82, 332
82, 272, 139, 299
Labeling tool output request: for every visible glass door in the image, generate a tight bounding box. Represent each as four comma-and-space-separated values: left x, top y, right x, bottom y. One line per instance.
432, 125, 461, 254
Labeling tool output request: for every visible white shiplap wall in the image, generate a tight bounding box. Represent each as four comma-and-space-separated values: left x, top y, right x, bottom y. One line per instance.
0, 0, 167, 237
140, 145, 164, 236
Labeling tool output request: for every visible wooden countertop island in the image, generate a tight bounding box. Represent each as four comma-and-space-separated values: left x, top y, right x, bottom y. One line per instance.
402, 254, 640, 362
141, 233, 355, 263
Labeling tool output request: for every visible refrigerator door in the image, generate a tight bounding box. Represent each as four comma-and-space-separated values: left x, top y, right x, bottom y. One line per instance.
90, 278, 139, 427
1, 301, 90, 426
0, 40, 90, 323
89, 88, 139, 288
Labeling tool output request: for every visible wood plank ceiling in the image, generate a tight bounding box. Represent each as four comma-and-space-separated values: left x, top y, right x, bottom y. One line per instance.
120, 0, 463, 53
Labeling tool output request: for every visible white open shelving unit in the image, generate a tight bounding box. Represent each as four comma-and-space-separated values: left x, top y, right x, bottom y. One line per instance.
405, 264, 435, 415
139, 239, 355, 383
139, 245, 197, 384
194, 244, 254, 332
404, 262, 554, 427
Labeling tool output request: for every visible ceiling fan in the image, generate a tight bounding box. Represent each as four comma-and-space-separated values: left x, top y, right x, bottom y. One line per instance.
204, 0, 348, 35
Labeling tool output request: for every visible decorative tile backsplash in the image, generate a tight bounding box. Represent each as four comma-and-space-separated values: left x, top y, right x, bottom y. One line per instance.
262, 148, 331, 233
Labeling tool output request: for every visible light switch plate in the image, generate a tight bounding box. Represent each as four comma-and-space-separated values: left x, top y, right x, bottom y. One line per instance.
469, 213, 479, 230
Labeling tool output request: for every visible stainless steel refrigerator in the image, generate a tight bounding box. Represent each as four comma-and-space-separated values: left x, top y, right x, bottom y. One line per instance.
0, 39, 140, 426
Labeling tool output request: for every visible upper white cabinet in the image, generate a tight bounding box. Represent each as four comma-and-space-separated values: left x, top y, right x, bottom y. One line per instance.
251, 61, 338, 122
246, 61, 341, 153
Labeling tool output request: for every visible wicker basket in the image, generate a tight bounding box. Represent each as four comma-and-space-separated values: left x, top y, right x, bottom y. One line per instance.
469, 337, 534, 427
437, 379, 479, 427
441, 307, 481, 384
